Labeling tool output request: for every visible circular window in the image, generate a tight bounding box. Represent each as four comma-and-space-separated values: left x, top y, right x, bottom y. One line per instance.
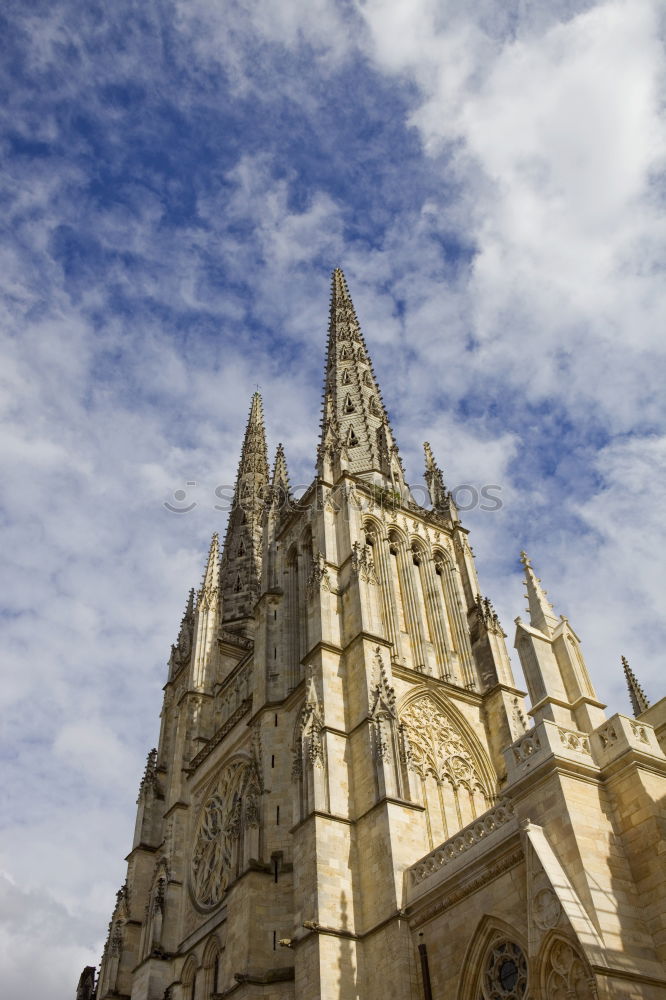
482, 941, 527, 1000
190, 760, 258, 910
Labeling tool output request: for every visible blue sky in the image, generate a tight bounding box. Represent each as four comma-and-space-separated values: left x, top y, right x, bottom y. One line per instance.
1, 1, 665, 996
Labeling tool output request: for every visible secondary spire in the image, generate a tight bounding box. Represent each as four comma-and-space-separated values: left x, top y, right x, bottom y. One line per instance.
219, 391, 270, 633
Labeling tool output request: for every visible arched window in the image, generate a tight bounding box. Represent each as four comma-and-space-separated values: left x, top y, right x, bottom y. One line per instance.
410, 542, 432, 644
480, 940, 528, 1000
203, 936, 222, 998
286, 544, 301, 689
541, 936, 595, 999
181, 956, 197, 1000
387, 530, 406, 624
433, 549, 475, 686
399, 694, 492, 848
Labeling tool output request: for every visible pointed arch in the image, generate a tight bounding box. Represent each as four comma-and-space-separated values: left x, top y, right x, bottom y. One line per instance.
399, 688, 496, 792
457, 915, 529, 1000
398, 689, 496, 846
536, 931, 598, 1000
432, 545, 475, 686
202, 934, 223, 998
181, 954, 198, 1000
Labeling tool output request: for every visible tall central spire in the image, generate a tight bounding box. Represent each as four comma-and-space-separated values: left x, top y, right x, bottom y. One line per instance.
317, 268, 405, 489
219, 391, 270, 633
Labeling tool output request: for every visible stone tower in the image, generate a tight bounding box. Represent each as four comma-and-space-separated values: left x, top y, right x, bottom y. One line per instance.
86, 270, 666, 1000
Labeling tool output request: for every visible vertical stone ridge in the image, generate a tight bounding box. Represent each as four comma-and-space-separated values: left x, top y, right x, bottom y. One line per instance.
622, 655, 650, 717
519, 550, 560, 637
220, 392, 270, 632
317, 267, 406, 486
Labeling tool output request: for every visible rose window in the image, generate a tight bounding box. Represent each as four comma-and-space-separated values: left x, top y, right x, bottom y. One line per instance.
190, 760, 259, 910
481, 941, 528, 1000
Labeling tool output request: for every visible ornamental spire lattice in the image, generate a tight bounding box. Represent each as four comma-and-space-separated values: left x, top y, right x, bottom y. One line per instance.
621, 655, 650, 717
317, 268, 405, 488
519, 551, 560, 638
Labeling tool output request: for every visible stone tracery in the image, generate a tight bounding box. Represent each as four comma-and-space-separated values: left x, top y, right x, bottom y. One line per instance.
400, 695, 488, 794
190, 759, 260, 910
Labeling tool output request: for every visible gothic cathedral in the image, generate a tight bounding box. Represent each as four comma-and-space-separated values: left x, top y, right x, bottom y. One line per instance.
78, 270, 666, 1000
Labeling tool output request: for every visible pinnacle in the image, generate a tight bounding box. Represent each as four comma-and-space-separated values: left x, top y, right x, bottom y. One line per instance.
219, 391, 270, 627
200, 533, 220, 594
272, 442, 291, 490
423, 441, 449, 512
519, 550, 560, 637
621, 655, 650, 717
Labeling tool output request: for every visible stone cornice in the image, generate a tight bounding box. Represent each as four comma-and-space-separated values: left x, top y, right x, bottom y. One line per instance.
187, 698, 252, 773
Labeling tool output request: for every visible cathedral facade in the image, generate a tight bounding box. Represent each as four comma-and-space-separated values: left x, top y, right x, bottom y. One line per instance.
79, 270, 666, 1000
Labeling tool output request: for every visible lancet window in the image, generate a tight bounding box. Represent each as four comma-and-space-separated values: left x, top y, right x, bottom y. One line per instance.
203, 936, 222, 998
286, 544, 301, 689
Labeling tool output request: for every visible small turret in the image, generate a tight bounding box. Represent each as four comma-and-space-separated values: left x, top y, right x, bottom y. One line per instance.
622, 655, 650, 717
514, 552, 606, 732
520, 550, 560, 637
269, 442, 292, 513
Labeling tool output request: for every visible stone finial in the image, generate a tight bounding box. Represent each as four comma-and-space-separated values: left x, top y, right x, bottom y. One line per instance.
621, 655, 650, 717
519, 550, 560, 637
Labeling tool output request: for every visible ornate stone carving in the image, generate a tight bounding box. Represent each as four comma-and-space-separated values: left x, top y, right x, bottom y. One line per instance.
474, 593, 506, 636
306, 550, 331, 599
545, 939, 597, 999
293, 671, 325, 776
511, 729, 542, 765
630, 721, 649, 744
597, 722, 618, 748
136, 747, 158, 802
534, 885, 562, 931
369, 648, 397, 761
511, 697, 528, 737
411, 799, 514, 885
482, 940, 528, 1000
190, 759, 261, 910
557, 728, 591, 755
169, 588, 195, 675
399, 695, 487, 793
351, 541, 378, 583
